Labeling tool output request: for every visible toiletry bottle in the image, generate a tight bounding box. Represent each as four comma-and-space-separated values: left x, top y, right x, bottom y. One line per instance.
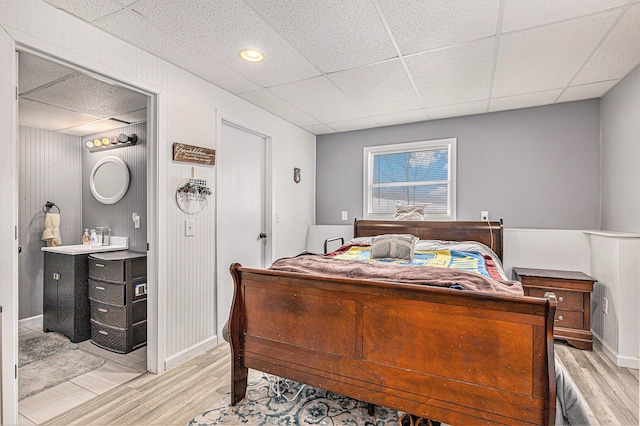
89, 229, 98, 246
82, 229, 90, 245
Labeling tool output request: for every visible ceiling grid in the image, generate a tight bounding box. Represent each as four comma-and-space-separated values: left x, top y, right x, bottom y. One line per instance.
27, 0, 640, 135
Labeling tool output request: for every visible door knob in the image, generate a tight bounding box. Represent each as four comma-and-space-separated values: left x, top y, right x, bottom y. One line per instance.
259, 233, 267, 239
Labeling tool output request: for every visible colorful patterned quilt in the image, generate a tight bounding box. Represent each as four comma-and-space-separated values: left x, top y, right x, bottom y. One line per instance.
329, 245, 502, 280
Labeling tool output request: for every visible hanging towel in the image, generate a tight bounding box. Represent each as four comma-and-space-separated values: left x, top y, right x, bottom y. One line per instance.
42, 213, 62, 247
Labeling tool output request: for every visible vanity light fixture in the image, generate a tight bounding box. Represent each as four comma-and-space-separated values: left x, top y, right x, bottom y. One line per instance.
86, 133, 138, 152
238, 48, 265, 63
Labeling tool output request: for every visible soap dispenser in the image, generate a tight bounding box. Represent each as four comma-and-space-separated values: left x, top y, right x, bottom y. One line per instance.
82, 229, 90, 245
89, 229, 98, 246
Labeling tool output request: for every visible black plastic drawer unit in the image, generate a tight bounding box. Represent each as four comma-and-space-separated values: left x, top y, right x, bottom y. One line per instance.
88, 251, 147, 353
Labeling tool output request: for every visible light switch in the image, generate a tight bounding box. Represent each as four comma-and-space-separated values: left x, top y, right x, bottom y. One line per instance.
185, 220, 195, 236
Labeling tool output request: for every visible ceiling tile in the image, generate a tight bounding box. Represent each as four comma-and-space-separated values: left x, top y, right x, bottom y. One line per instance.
61, 118, 133, 136
19, 99, 98, 131
573, 4, 640, 85
96, 9, 260, 93
18, 52, 76, 94
558, 80, 618, 103
239, 89, 320, 127
489, 89, 563, 112
23, 74, 147, 118
378, 0, 500, 55
44, 0, 124, 22
302, 124, 336, 135
502, 0, 627, 33
372, 109, 429, 127
131, 0, 320, 87
328, 59, 422, 116
406, 38, 495, 107
112, 108, 147, 123
428, 100, 488, 120
269, 76, 367, 123
492, 11, 619, 97
325, 117, 379, 133
244, 0, 396, 73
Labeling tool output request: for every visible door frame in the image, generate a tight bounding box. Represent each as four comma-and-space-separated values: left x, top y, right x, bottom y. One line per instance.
215, 111, 273, 342
0, 26, 166, 425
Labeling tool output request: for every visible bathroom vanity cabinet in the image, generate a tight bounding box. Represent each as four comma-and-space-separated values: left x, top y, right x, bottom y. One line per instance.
88, 251, 147, 353
43, 251, 91, 343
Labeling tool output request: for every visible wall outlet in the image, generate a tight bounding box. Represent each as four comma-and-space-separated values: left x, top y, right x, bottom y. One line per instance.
341, 211, 348, 221
602, 297, 608, 315
481, 211, 489, 221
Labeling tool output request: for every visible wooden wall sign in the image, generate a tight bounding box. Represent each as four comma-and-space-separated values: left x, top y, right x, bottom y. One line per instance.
173, 143, 216, 166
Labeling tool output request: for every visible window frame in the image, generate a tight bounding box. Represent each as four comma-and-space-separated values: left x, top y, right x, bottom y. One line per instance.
362, 138, 457, 221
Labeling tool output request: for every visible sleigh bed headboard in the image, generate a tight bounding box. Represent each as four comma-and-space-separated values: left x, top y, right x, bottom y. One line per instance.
353, 219, 504, 261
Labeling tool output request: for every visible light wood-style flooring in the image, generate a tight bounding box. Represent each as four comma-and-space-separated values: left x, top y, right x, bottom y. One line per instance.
18, 320, 147, 425
42, 341, 637, 426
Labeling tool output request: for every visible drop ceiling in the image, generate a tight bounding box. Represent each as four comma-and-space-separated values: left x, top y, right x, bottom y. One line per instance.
18, 52, 147, 136
41, 0, 640, 135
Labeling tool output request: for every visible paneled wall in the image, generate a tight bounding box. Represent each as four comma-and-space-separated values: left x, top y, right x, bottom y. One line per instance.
18, 126, 82, 320
82, 123, 147, 252
0, 0, 316, 378
588, 232, 639, 368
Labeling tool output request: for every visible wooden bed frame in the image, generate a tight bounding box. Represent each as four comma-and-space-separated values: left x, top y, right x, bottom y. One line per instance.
229, 220, 557, 425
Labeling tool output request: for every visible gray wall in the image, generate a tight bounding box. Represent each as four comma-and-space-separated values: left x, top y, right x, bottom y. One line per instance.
82, 122, 147, 252
317, 100, 601, 229
601, 65, 640, 233
18, 126, 82, 319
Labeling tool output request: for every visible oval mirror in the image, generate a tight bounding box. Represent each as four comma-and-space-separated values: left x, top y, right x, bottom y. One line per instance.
90, 156, 130, 204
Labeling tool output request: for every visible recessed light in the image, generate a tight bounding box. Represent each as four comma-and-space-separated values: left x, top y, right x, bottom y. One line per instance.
238, 49, 264, 63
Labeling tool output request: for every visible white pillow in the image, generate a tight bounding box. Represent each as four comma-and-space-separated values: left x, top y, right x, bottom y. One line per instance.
395, 204, 425, 221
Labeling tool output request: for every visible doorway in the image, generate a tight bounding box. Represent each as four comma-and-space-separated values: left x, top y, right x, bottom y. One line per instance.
216, 118, 272, 341
16, 50, 150, 423
0, 35, 160, 423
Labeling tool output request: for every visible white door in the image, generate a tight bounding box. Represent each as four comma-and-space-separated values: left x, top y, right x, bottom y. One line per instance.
0, 27, 18, 425
216, 120, 269, 341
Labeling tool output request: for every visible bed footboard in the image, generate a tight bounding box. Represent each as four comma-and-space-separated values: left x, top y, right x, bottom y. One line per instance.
229, 263, 557, 425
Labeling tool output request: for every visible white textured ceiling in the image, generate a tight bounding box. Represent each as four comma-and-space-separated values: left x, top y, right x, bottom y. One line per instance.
42, 0, 640, 135
18, 52, 147, 136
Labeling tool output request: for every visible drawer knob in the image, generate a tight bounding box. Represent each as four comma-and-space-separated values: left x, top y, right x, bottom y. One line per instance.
555, 316, 563, 322
95, 263, 106, 268
99, 330, 108, 335
95, 286, 106, 291
98, 308, 108, 313
558, 296, 564, 302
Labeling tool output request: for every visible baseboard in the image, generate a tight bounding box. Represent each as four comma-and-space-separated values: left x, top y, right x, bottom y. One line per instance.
164, 335, 218, 370
18, 314, 43, 329
592, 331, 639, 369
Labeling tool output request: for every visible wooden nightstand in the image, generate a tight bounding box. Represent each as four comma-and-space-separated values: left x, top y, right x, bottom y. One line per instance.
513, 267, 596, 350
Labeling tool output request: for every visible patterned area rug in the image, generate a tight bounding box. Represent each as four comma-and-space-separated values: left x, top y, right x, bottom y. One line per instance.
188, 370, 399, 425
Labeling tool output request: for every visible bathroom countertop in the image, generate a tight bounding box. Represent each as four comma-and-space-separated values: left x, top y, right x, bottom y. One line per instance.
41, 236, 128, 255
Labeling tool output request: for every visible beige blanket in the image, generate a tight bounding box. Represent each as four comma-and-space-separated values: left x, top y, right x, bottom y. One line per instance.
270, 254, 523, 297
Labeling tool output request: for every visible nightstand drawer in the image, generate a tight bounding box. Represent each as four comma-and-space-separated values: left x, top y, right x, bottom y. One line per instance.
527, 287, 583, 311
555, 309, 583, 329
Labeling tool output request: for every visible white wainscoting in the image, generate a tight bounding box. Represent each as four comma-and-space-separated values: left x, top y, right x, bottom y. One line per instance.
586, 231, 639, 369
503, 228, 591, 278
505, 227, 639, 369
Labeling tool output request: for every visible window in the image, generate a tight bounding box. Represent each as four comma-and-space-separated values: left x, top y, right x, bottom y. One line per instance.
363, 138, 456, 220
